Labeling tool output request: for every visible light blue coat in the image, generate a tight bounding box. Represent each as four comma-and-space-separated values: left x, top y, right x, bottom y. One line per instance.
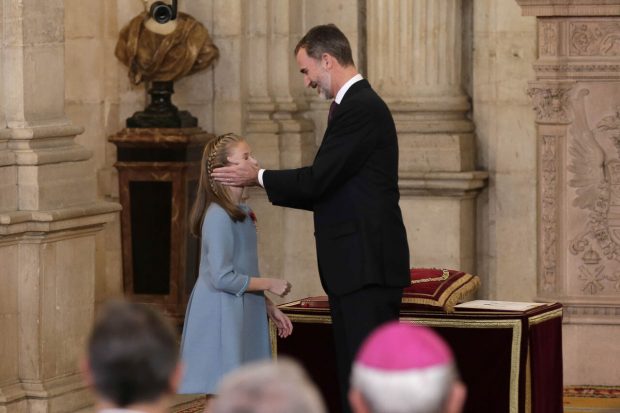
178, 203, 270, 394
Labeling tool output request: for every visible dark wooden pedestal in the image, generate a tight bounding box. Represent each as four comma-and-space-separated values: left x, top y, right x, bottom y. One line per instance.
109, 128, 214, 327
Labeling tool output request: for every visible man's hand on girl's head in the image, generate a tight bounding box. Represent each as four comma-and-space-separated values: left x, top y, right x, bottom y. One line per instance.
212, 158, 260, 187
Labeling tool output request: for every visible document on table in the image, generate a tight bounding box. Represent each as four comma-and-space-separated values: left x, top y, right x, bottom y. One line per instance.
455, 300, 551, 311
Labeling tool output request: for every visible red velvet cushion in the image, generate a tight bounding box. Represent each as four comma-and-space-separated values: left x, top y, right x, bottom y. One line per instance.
402, 268, 480, 313
296, 269, 480, 313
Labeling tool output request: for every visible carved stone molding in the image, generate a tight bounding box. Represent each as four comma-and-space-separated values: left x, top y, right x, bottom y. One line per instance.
0, 202, 119, 236
540, 135, 559, 293
0, 382, 25, 407
398, 171, 488, 197
527, 82, 574, 124
0, 373, 92, 412
569, 21, 620, 56
540, 21, 559, 56
8, 123, 90, 166
560, 301, 620, 325
534, 63, 620, 80
517, 1, 620, 17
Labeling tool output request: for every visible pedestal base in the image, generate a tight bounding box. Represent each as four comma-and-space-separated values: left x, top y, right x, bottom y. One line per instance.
126, 110, 198, 129
126, 81, 198, 128
109, 127, 214, 327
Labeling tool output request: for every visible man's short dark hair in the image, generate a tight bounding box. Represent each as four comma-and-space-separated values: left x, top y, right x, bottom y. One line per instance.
87, 300, 179, 407
294, 24, 354, 67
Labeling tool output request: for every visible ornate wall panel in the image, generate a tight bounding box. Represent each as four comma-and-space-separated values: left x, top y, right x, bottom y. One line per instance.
566, 85, 620, 302
517, 2, 620, 325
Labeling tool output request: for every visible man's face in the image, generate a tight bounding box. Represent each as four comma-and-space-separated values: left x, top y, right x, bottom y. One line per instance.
296, 48, 333, 100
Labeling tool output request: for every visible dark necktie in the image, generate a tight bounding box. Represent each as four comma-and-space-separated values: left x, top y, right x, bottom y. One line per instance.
328, 101, 338, 123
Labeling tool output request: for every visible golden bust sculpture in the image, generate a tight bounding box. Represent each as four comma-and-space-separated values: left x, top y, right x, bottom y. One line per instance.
115, 9, 219, 84
114, 2, 219, 127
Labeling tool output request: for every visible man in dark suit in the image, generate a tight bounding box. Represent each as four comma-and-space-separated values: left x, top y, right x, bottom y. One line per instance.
213, 24, 410, 412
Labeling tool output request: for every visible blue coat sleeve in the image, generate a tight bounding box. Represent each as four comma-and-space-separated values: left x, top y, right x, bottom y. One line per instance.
202, 207, 250, 296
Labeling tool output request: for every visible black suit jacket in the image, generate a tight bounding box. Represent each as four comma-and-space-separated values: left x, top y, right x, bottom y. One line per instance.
263, 79, 410, 295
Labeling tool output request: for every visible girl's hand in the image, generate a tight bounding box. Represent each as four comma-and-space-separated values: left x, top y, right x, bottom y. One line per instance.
268, 278, 291, 297
267, 305, 293, 338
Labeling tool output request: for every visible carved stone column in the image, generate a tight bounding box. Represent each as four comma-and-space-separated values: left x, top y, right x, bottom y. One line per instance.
243, 0, 322, 299
517, 0, 620, 385
0, 1, 119, 410
367, 0, 487, 272
244, 0, 315, 170
0, 4, 14, 213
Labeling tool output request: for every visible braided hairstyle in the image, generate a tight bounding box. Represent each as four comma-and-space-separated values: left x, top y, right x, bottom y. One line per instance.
190, 133, 247, 237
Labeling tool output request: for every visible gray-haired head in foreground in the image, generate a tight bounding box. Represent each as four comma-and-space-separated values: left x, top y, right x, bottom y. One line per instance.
210, 358, 326, 413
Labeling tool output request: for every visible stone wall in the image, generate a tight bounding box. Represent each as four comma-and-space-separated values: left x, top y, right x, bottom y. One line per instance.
1, 2, 618, 411
63, 0, 620, 393
473, 0, 538, 300
0, 0, 120, 411
64, 0, 128, 307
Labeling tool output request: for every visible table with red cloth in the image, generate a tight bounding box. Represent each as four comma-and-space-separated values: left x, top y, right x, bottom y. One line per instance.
270, 298, 563, 413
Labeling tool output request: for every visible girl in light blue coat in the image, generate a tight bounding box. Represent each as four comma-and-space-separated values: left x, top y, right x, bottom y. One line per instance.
178, 133, 293, 395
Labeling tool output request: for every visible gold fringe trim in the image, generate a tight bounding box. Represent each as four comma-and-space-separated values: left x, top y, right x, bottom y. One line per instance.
443, 275, 481, 312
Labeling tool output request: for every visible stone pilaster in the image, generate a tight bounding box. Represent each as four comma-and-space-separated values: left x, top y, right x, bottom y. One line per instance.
244, 0, 315, 170
516, 0, 620, 386
243, 0, 322, 300
0, 0, 119, 411
0, 2, 15, 212
367, 0, 487, 272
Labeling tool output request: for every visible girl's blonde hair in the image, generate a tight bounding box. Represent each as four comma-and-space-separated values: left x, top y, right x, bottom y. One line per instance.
190, 133, 247, 237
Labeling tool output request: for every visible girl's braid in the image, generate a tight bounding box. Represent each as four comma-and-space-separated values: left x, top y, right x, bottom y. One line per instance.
207, 134, 231, 193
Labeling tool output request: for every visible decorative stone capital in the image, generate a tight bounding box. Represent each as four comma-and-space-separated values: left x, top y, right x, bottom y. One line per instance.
527, 82, 574, 124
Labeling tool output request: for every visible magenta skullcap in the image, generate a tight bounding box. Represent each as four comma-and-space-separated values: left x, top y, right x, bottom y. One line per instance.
355, 321, 453, 371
